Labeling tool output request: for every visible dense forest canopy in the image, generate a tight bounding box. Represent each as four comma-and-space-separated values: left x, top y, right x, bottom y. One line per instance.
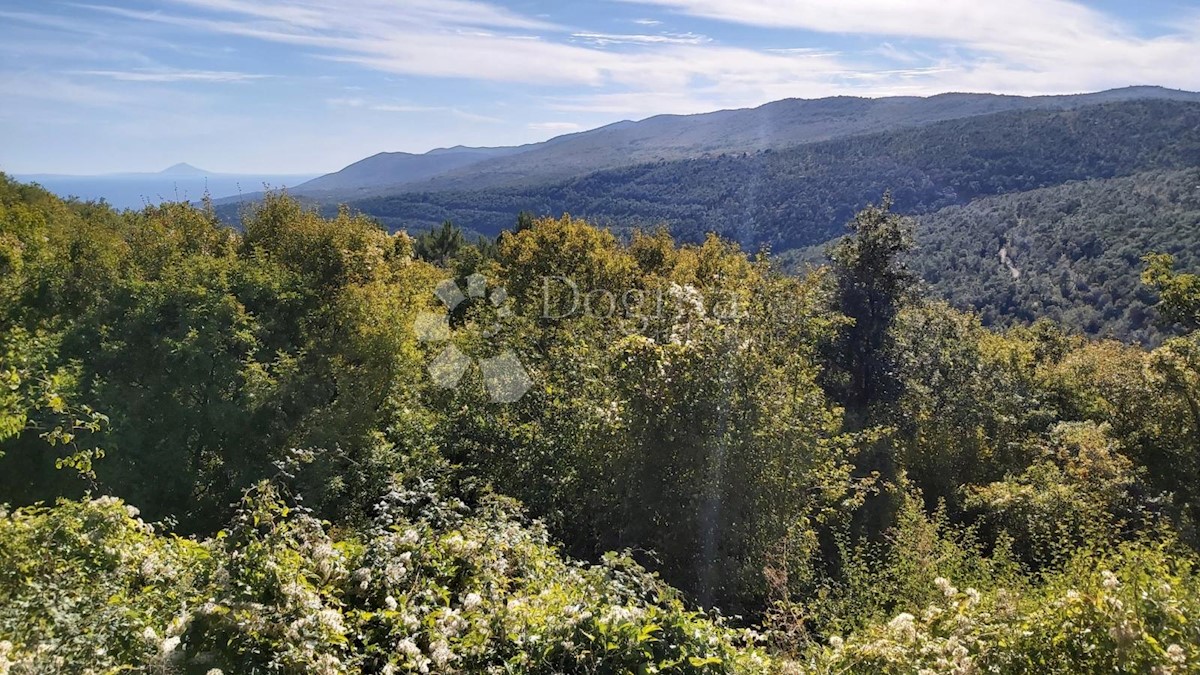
4, 173, 1200, 672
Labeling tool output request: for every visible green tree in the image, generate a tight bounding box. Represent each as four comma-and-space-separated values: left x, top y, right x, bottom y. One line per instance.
1143, 252, 1200, 332
826, 196, 917, 415
414, 220, 465, 266
0, 328, 107, 501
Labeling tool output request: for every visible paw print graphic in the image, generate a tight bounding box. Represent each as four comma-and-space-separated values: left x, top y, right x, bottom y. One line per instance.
413, 273, 532, 403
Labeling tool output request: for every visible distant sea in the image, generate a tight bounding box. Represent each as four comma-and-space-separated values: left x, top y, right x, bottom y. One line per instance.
11, 174, 318, 210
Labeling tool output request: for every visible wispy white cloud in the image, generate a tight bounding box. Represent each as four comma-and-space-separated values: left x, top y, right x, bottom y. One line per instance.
0, 72, 137, 108
528, 121, 583, 132
874, 42, 921, 65
75, 0, 878, 105
632, 18, 663, 26
74, 68, 266, 83
617, 0, 1121, 48
0, 39, 153, 67
324, 96, 501, 123
160, 0, 559, 32
371, 103, 443, 113
450, 108, 504, 124
71, 0, 1200, 117
0, 9, 110, 36
764, 47, 841, 58
325, 96, 499, 123
619, 0, 1200, 94
82, 1, 608, 86
327, 97, 440, 112
571, 31, 710, 46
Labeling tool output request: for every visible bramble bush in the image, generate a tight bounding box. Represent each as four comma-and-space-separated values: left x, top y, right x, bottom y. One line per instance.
805, 540, 1200, 674
0, 483, 771, 674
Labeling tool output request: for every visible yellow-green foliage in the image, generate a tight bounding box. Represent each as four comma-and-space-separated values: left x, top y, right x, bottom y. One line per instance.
805, 541, 1200, 674
0, 179, 442, 528
966, 421, 1154, 567
0, 328, 107, 487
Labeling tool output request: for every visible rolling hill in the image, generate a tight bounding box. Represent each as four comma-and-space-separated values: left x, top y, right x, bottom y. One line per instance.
397, 86, 1200, 194
340, 99, 1200, 251
293, 145, 523, 197
212, 86, 1199, 207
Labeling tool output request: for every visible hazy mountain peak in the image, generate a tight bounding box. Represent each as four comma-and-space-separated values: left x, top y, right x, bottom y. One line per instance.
159, 163, 208, 176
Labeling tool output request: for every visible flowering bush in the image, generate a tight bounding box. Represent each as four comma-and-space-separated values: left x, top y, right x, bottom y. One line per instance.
805, 541, 1200, 674
0, 496, 213, 674
0, 485, 771, 674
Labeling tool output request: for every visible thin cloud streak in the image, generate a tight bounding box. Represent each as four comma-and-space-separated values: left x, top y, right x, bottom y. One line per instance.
571, 31, 711, 46
326, 97, 500, 123
74, 68, 267, 83
528, 121, 583, 131
0, 72, 139, 108
620, 0, 1200, 93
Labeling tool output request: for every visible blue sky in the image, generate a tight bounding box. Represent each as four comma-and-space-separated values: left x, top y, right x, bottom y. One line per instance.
2, 0, 1198, 175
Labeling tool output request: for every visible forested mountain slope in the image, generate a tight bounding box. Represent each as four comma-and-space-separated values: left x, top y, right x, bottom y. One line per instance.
394, 86, 1200, 194
292, 86, 1200, 199
210, 86, 1199, 207
911, 168, 1200, 343
787, 167, 1200, 343
344, 100, 1200, 250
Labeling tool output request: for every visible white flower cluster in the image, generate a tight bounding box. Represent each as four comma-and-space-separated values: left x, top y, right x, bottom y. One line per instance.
935, 577, 957, 598
667, 282, 707, 343
602, 604, 647, 625
462, 592, 483, 611
1167, 643, 1186, 665
887, 612, 918, 641
1101, 569, 1121, 590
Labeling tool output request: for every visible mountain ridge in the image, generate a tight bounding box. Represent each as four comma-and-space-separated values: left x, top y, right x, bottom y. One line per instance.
331, 98, 1200, 251
277, 86, 1200, 203
294, 145, 524, 196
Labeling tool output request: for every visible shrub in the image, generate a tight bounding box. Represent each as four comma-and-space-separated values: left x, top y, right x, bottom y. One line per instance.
0, 485, 772, 674
806, 541, 1200, 674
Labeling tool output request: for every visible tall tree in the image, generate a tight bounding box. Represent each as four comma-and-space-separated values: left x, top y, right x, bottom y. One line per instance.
824, 198, 917, 542
826, 196, 917, 415
414, 220, 465, 266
